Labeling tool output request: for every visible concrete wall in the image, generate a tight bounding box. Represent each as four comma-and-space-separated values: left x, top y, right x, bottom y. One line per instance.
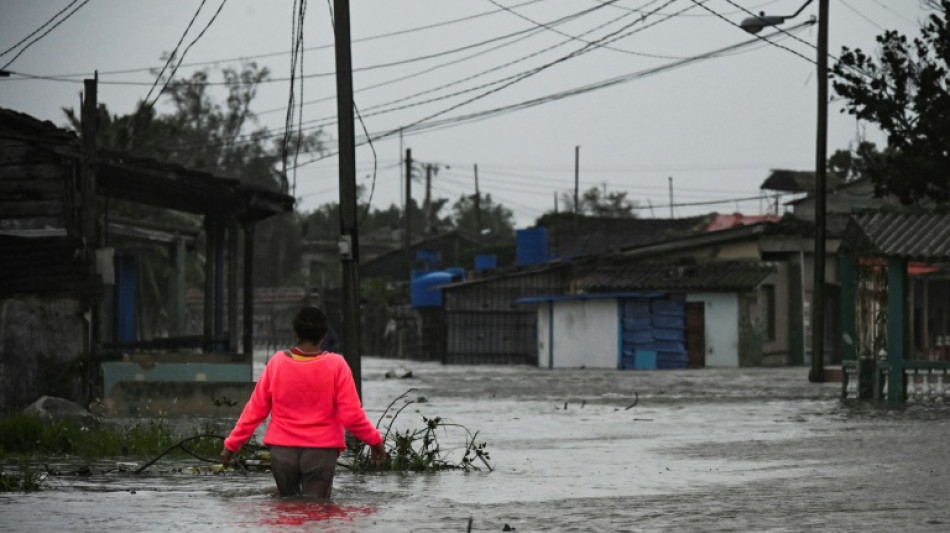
687, 293, 739, 367
544, 298, 619, 369
106, 381, 255, 417
0, 296, 87, 410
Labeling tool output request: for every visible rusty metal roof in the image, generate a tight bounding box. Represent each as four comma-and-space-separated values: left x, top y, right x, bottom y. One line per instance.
576, 260, 775, 293
843, 210, 950, 261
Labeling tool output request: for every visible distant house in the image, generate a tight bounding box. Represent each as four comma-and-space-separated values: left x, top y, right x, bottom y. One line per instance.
0, 106, 293, 411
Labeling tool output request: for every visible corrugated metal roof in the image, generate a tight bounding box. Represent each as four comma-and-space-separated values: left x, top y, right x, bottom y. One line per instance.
844, 210, 950, 260
515, 291, 665, 304
576, 260, 775, 293
760, 169, 845, 193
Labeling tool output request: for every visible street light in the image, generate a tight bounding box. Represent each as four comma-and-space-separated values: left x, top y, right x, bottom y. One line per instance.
739, 0, 814, 33
740, 0, 828, 382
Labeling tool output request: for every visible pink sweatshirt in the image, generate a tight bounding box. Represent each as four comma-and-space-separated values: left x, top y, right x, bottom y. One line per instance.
224, 352, 382, 452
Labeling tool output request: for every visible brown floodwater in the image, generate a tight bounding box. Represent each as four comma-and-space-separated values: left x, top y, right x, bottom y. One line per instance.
3, 356, 950, 532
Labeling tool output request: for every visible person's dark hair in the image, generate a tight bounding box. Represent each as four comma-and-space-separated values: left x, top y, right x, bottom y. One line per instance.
293, 306, 329, 344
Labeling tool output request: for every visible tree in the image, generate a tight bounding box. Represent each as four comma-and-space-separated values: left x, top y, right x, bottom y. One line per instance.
832, 1, 950, 204
558, 185, 638, 218
827, 141, 889, 182
451, 192, 515, 240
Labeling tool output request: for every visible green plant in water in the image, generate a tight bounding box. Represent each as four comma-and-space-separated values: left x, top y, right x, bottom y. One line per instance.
341, 389, 493, 474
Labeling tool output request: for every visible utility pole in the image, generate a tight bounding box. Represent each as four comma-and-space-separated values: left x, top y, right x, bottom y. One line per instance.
424, 163, 433, 235
81, 74, 99, 405
809, 0, 829, 383
333, 0, 363, 396
404, 148, 412, 279
473, 163, 482, 235
668, 176, 674, 218
573, 145, 580, 242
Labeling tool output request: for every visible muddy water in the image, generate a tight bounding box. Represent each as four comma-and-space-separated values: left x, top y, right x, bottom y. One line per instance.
3, 357, 950, 532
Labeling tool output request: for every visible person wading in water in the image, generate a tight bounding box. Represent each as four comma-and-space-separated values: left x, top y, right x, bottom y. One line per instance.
221, 306, 387, 498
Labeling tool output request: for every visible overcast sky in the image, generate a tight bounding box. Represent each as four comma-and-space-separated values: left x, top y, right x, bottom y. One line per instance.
0, 0, 931, 227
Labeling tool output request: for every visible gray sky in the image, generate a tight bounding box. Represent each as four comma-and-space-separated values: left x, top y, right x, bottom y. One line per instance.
0, 0, 930, 227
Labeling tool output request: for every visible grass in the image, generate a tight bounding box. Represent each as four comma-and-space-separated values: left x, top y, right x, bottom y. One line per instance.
0, 412, 223, 462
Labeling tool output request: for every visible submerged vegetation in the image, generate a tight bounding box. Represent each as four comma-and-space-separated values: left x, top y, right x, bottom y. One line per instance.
0, 388, 493, 491
340, 389, 493, 474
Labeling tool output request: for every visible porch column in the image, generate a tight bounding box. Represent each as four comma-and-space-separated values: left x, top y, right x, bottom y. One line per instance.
887, 257, 908, 404
839, 255, 857, 363
203, 217, 215, 351
242, 221, 255, 370
228, 219, 239, 353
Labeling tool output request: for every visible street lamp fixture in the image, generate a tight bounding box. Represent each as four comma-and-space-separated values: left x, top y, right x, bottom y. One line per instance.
738, 0, 829, 382
739, 0, 813, 34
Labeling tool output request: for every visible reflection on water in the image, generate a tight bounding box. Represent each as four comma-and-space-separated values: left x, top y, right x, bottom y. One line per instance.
251, 499, 375, 529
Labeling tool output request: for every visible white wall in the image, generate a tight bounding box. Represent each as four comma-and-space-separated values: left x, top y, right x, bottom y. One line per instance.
544, 298, 620, 368
687, 293, 739, 367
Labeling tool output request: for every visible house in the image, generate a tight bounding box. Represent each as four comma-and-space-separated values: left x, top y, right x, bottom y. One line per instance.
0, 105, 293, 412
838, 209, 950, 404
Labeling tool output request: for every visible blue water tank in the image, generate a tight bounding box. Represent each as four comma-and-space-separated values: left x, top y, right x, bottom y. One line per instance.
416, 250, 438, 270
411, 271, 452, 308
446, 267, 466, 281
474, 254, 497, 272
516, 227, 549, 266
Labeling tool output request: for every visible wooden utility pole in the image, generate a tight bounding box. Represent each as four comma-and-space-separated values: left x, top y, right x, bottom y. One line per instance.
81, 75, 99, 405
333, 0, 363, 396
668, 176, 674, 218
424, 163, 433, 235
809, 0, 830, 383
573, 145, 580, 242
404, 148, 412, 279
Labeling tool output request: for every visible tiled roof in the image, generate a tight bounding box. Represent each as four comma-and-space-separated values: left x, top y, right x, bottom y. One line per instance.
843, 210, 950, 260
576, 260, 775, 292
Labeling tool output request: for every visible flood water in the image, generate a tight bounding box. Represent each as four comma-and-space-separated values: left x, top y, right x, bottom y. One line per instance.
3, 355, 950, 532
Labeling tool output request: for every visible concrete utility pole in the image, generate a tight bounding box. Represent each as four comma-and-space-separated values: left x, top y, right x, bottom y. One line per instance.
809, 0, 830, 383
333, 0, 363, 396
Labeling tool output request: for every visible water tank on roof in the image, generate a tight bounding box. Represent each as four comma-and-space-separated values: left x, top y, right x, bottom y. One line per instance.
411, 271, 452, 308
446, 267, 466, 281
517, 227, 549, 266
474, 254, 497, 272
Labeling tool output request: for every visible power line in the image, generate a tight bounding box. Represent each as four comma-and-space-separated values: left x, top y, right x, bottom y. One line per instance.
92, 0, 694, 158
258, 21, 812, 180
28, 0, 550, 80
0, 0, 83, 58
840, 0, 886, 31
1, 0, 91, 70
142, 0, 211, 111
486, 0, 693, 59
